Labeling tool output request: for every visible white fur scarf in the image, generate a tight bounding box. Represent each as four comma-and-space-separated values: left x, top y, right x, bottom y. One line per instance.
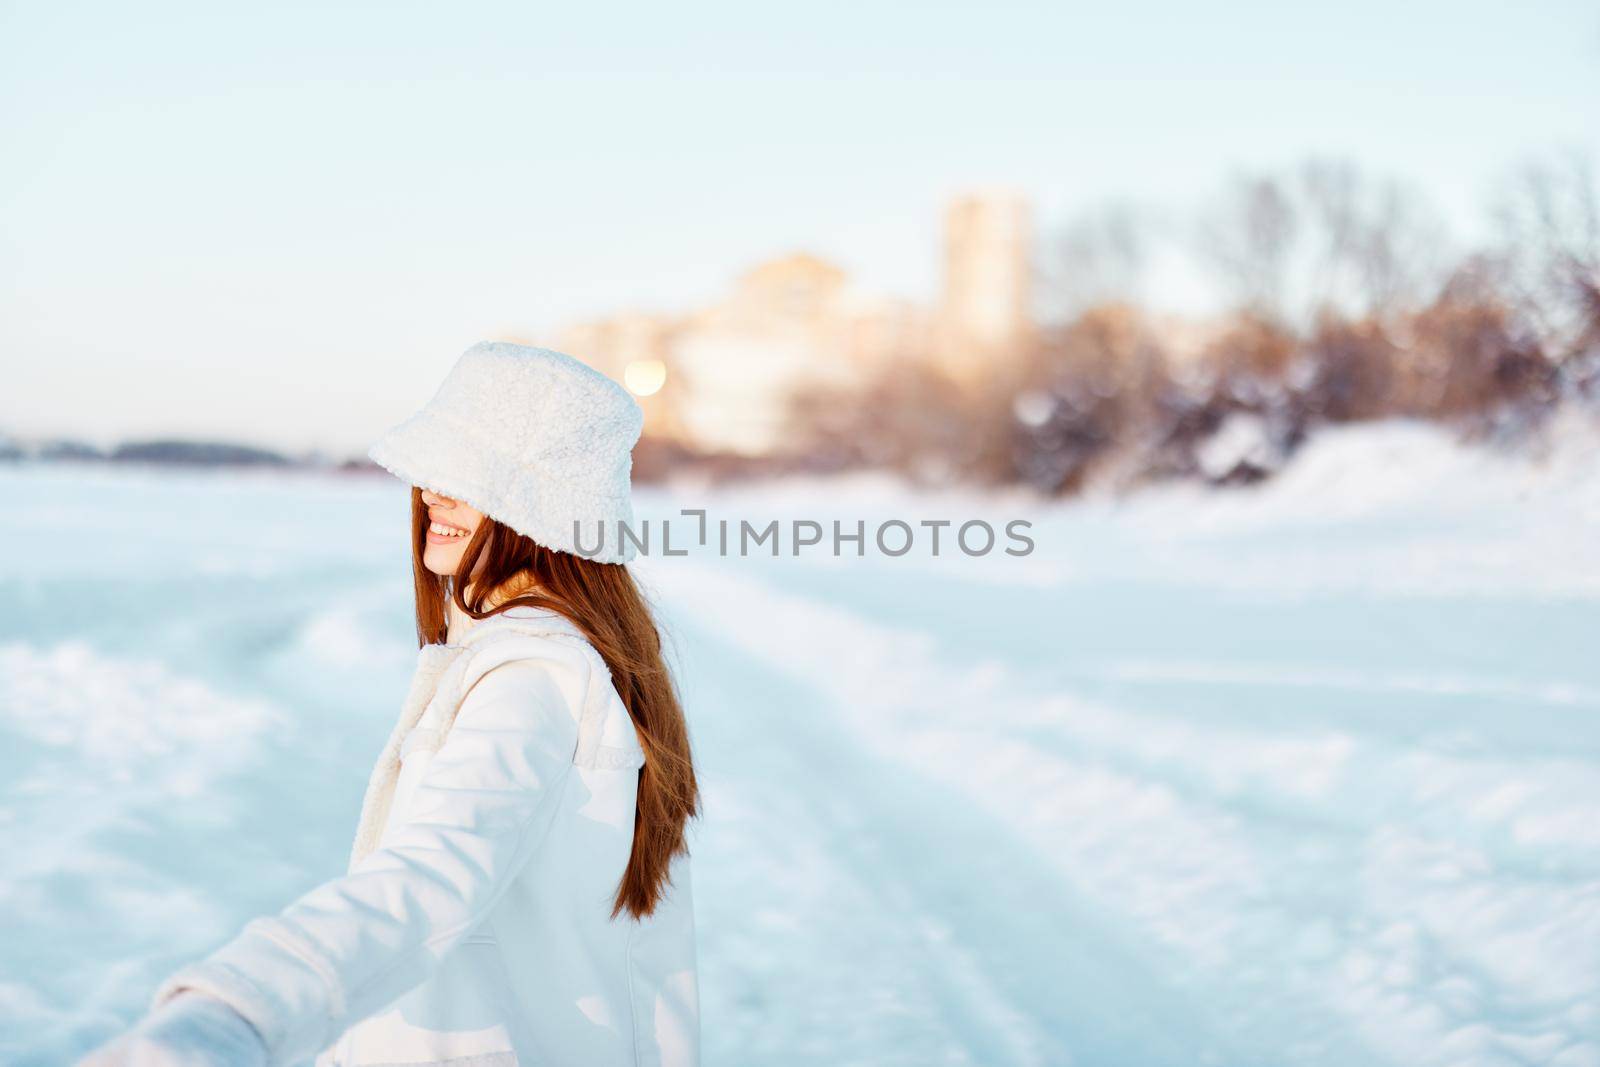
343, 610, 591, 874
345, 642, 471, 873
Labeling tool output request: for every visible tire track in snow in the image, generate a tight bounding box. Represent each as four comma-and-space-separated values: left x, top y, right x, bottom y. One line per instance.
676, 623, 1072, 1066
656, 570, 1249, 1067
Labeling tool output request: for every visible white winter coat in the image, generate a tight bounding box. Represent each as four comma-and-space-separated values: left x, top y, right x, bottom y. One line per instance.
148, 603, 701, 1067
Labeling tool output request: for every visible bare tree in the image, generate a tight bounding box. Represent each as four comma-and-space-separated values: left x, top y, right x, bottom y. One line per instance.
1198, 163, 1446, 330
1494, 153, 1600, 374
1301, 161, 1447, 322
1197, 175, 1299, 323
1044, 202, 1152, 323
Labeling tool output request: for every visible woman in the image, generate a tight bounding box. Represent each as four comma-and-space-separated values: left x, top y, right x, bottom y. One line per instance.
80, 341, 702, 1067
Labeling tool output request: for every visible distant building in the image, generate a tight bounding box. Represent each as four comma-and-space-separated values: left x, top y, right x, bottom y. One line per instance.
554, 312, 684, 440
550, 192, 1032, 455
937, 191, 1034, 385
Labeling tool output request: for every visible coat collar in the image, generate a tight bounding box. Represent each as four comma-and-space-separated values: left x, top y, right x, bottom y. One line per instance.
445, 570, 548, 644
351, 599, 586, 873
432, 600, 588, 659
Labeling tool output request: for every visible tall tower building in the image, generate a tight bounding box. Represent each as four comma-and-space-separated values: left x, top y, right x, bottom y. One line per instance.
938, 191, 1034, 383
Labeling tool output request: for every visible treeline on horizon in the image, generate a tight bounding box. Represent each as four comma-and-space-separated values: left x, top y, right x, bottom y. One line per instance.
0, 436, 360, 469
786, 153, 1600, 493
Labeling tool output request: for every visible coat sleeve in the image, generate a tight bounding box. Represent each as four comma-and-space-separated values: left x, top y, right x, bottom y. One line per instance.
145, 649, 585, 1066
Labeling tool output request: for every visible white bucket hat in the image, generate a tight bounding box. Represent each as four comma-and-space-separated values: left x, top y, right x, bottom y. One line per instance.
368, 341, 644, 564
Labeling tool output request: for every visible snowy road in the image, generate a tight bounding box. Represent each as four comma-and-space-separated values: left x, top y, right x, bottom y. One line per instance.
2, 420, 1597, 1066
655, 558, 1599, 1065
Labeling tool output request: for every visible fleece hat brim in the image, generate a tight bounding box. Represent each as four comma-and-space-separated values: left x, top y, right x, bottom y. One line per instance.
368, 342, 644, 564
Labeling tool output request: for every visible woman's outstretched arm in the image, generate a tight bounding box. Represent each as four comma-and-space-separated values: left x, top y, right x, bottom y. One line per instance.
78, 649, 585, 1067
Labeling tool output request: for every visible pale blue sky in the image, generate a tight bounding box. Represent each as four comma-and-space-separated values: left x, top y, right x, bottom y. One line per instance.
2, 1, 1596, 454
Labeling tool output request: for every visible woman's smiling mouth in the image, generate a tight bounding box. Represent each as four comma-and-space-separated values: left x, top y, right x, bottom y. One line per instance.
427, 519, 471, 545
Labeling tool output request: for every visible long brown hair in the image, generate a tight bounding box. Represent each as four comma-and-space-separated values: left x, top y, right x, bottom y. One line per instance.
408, 487, 699, 921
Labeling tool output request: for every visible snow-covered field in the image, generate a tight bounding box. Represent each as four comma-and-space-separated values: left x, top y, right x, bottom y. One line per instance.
2, 417, 1597, 1066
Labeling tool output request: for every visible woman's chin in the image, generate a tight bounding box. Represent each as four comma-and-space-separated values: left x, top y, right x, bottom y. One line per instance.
421, 548, 461, 576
